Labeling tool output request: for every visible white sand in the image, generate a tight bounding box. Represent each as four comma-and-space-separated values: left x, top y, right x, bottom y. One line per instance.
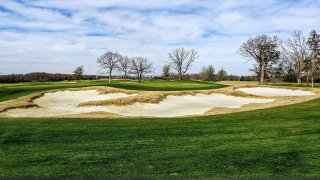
104, 93, 275, 117
5, 90, 136, 117
5, 91, 274, 117
236, 87, 315, 97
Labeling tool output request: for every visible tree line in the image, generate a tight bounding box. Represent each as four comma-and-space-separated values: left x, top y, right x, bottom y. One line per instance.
94, 29, 320, 85
2, 29, 319, 84
238, 29, 320, 86
96, 52, 153, 83
93, 48, 235, 83
94, 48, 200, 83
0, 72, 98, 83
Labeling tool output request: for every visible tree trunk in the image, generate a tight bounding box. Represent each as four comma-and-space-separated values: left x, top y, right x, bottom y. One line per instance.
307, 71, 309, 86
296, 68, 301, 85
140, 72, 143, 83
137, 74, 141, 83
260, 61, 265, 85
311, 60, 315, 87
108, 70, 112, 84
297, 77, 301, 85
297, 62, 301, 85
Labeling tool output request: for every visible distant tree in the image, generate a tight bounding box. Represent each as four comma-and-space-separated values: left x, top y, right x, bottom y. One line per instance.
97, 51, 122, 83
240, 76, 245, 81
73, 66, 84, 82
0, 72, 99, 83
281, 31, 308, 84
118, 56, 130, 82
238, 35, 281, 85
168, 48, 199, 80
230, 74, 234, 81
307, 30, 320, 87
162, 64, 171, 81
217, 68, 227, 81
130, 57, 153, 83
206, 65, 215, 81
200, 65, 215, 81
200, 66, 208, 81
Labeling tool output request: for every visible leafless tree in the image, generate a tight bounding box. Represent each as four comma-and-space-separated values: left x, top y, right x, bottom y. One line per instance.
307, 30, 320, 87
118, 56, 130, 82
200, 65, 215, 81
281, 31, 308, 84
162, 64, 171, 81
217, 68, 227, 81
238, 35, 281, 85
206, 65, 215, 81
130, 57, 153, 83
73, 66, 84, 82
200, 66, 208, 81
97, 51, 122, 83
168, 48, 199, 80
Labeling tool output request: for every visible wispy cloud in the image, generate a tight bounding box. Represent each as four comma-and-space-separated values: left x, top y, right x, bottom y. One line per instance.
0, 0, 319, 75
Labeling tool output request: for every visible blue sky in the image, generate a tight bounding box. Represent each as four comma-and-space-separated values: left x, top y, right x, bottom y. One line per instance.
0, 0, 319, 75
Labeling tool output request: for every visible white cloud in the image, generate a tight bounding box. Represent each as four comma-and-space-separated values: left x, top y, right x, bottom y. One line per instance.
0, 0, 319, 75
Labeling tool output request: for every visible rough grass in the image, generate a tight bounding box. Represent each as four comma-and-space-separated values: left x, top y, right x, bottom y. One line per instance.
0, 80, 225, 102
0, 98, 320, 178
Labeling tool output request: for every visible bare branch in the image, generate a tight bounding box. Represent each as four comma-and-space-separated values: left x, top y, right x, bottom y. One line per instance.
168, 48, 199, 80
97, 51, 122, 83
130, 57, 153, 82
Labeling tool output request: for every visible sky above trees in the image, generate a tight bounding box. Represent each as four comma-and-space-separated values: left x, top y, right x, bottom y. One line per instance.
0, 0, 319, 75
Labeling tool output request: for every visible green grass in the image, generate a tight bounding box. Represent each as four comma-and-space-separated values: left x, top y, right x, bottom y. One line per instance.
0, 80, 225, 102
0, 80, 319, 178
271, 82, 320, 88
0, 98, 320, 178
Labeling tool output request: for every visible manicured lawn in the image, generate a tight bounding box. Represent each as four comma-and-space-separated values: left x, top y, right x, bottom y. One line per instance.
271, 82, 320, 88
0, 80, 225, 102
0, 98, 319, 178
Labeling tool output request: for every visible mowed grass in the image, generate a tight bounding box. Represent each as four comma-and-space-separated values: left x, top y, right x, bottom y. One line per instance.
0, 98, 320, 178
271, 82, 320, 88
0, 80, 225, 102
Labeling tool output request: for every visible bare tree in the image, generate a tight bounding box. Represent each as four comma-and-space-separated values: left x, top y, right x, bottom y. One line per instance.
281, 31, 308, 84
162, 64, 171, 81
130, 57, 153, 83
73, 66, 84, 82
217, 68, 227, 81
168, 48, 199, 80
303, 60, 312, 86
118, 56, 130, 82
199, 65, 215, 81
207, 65, 215, 81
97, 51, 122, 83
307, 30, 320, 87
200, 66, 208, 81
238, 35, 281, 85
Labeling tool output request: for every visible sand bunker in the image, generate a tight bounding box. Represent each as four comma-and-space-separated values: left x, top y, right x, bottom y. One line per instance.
4, 91, 274, 117
104, 93, 275, 117
236, 87, 315, 97
4, 90, 136, 117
